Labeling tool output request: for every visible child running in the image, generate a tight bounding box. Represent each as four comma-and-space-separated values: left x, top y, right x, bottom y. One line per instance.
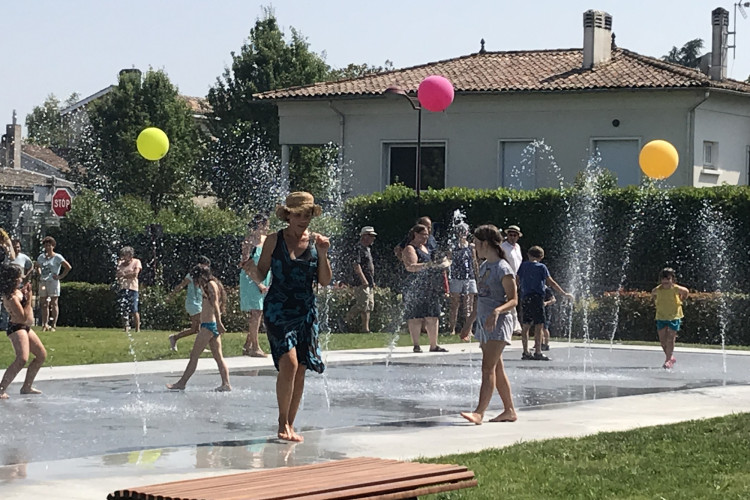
0, 264, 47, 399
652, 267, 689, 369
166, 265, 231, 392
460, 225, 518, 424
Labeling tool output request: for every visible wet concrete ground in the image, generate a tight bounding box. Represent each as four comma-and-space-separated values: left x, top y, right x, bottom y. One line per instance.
2, 342, 749, 499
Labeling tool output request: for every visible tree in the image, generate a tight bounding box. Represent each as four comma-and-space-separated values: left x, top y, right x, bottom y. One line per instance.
207, 7, 330, 151
327, 60, 394, 80
203, 121, 284, 214
25, 93, 79, 148
75, 69, 204, 211
662, 38, 704, 68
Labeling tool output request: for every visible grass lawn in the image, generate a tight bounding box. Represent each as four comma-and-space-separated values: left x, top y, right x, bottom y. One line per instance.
0, 327, 470, 367
421, 412, 750, 499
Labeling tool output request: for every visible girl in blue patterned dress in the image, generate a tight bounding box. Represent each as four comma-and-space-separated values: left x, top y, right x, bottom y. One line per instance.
243, 192, 331, 443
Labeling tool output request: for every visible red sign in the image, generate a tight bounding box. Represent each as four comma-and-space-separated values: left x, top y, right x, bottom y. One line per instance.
51, 188, 72, 217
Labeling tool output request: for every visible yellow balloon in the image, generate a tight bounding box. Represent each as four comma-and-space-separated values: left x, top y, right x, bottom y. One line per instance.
639, 140, 678, 179
136, 127, 170, 161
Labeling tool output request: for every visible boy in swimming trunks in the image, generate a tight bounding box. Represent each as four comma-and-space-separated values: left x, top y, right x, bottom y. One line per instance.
0, 264, 47, 399
167, 265, 231, 392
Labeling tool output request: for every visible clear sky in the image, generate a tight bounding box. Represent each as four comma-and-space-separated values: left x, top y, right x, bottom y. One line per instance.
2, 0, 748, 132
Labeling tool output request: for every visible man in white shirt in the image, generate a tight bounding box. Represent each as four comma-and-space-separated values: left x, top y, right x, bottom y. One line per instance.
501, 225, 523, 334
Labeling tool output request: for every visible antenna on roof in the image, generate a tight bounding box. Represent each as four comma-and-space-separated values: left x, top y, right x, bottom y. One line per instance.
479, 39, 486, 54
729, 1, 750, 59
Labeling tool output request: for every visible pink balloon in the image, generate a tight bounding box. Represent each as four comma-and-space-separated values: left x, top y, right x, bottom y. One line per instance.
418, 75, 454, 112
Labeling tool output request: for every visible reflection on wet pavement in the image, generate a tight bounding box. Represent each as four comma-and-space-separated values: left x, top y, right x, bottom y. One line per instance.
0, 346, 748, 468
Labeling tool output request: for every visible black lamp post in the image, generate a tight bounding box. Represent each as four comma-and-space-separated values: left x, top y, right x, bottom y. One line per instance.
385, 85, 422, 204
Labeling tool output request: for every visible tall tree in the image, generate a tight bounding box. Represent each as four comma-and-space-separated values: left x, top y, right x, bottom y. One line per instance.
75, 70, 203, 211
25, 93, 79, 148
207, 7, 330, 151
662, 38, 704, 68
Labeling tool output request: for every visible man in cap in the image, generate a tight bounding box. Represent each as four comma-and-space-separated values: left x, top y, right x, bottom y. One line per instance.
345, 226, 377, 333
501, 225, 523, 336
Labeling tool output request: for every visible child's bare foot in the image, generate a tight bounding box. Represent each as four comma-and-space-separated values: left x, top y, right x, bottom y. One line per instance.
20, 387, 42, 395
489, 410, 517, 422
460, 411, 484, 425
0, 392, 8, 400
166, 383, 186, 391
214, 384, 232, 392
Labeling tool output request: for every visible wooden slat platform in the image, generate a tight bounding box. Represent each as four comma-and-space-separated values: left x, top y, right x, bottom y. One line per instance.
107, 457, 477, 500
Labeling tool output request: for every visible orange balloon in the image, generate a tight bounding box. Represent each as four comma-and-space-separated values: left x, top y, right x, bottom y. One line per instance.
639, 140, 678, 179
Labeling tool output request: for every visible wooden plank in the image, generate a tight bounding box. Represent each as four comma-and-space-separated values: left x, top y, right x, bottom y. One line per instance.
216, 465, 471, 500
108, 458, 477, 500
293, 471, 476, 500
124, 459, 387, 498
132, 462, 461, 499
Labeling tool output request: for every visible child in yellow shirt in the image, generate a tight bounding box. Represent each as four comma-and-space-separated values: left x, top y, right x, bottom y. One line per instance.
651, 267, 689, 369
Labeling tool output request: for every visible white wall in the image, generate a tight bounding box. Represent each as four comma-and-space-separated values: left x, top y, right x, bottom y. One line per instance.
693, 94, 750, 186
276, 89, 749, 195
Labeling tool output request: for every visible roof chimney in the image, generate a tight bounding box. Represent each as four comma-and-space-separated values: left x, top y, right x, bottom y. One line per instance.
710, 7, 729, 81
583, 10, 613, 69
1, 111, 22, 170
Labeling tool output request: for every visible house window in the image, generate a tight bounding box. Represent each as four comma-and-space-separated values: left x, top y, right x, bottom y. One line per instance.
591, 138, 640, 187
703, 141, 718, 169
387, 143, 445, 190
500, 140, 536, 189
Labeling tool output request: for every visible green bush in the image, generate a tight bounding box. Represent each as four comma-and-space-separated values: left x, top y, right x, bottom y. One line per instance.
57, 282, 119, 327
342, 184, 750, 294
57, 282, 263, 333
317, 286, 404, 333
552, 291, 750, 346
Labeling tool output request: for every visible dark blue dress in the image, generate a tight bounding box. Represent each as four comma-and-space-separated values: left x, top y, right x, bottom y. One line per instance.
264, 230, 325, 373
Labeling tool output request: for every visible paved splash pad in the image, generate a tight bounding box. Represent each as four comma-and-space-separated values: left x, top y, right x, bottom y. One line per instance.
2, 343, 748, 468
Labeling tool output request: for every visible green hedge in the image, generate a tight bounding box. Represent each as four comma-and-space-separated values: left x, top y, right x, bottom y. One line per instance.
551, 291, 750, 346
57, 282, 247, 331
342, 184, 750, 294
56, 282, 406, 334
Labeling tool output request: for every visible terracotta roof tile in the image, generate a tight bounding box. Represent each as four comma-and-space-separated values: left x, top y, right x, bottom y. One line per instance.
0, 168, 73, 189
255, 48, 750, 100
179, 95, 212, 115
21, 144, 70, 172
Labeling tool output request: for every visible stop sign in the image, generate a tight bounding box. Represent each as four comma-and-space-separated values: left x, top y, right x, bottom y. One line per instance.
51, 188, 72, 217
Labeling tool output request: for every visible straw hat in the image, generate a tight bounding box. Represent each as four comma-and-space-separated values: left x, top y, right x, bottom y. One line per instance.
275, 191, 323, 221
504, 225, 523, 237
360, 226, 377, 236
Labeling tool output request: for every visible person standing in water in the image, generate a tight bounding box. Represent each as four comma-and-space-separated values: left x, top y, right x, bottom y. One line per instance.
0, 264, 46, 399
239, 214, 271, 357
167, 265, 231, 392
460, 225, 517, 424
243, 192, 331, 443
652, 267, 689, 369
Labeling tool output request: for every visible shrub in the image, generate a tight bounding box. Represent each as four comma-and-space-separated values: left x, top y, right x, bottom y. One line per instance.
549, 291, 750, 346
57, 282, 118, 328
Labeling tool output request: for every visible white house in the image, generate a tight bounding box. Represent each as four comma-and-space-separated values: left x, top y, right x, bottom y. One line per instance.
256, 8, 750, 195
